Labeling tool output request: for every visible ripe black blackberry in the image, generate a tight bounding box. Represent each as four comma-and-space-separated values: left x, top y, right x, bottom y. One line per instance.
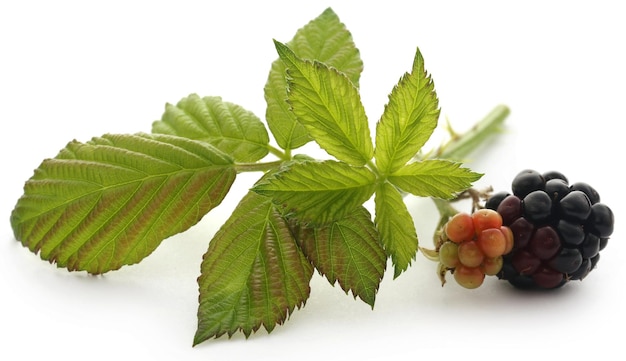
485, 169, 614, 289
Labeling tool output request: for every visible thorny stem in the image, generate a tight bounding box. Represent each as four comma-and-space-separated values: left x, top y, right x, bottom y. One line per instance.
431, 103, 509, 202
429, 104, 510, 211
433, 104, 510, 162
419, 105, 510, 260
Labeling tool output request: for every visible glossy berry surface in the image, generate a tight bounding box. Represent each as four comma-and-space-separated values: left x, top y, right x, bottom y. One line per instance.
486, 170, 614, 289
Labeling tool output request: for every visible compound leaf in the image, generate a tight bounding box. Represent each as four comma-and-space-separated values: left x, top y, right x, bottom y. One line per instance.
293, 207, 386, 307
374, 181, 419, 278
152, 94, 270, 162
195, 191, 313, 343
265, 7, 363, 150
10, 133, 236, 274
375, 47, 440, 174
253, 160, 376, 225
388, 159, 482, 199
274, 41, 372, 166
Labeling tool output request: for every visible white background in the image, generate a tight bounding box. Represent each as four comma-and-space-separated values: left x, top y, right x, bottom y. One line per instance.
1, 0, 624, 359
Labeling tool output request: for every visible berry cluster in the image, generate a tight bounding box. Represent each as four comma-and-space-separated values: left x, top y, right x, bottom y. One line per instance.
439, 209, 514, 289
485, 170, 614, 289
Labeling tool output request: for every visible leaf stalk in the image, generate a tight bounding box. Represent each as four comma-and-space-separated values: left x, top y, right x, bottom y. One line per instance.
235, 161, 284, 173
268, 145, 290, 161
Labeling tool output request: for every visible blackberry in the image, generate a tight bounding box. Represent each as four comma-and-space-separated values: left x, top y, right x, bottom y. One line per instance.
545, 178, 570, 203
522, 190, 552, 223
485, 170, 614, 289
511, 169, 545, 198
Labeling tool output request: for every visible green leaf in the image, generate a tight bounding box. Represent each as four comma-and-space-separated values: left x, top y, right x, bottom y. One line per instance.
388, 159, 482, 199
10, 133, 236, 274
375, 47, 440, 174
195, 191, 313, 343
253, 160, 377, 224
264, 7, 363, 150
374, 182, 419, 278
274, 41, 373, 166
293, 207, 386, 307
152, 94, 270, 162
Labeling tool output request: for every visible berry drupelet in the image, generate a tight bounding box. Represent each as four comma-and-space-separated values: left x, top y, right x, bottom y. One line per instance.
485, 169, 614, 289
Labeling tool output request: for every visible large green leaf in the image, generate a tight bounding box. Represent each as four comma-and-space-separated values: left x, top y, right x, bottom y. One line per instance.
252, 160, 377, 224
293, 207, 386, 307
388, 159, 482, 199
374, 182, 419, 278
195, 191, 313, 343
264, 7, 363, 150
375, 47, 440, 174
275, 41, 373, 166
152, 94, 270, 162
10, 133, 236, 274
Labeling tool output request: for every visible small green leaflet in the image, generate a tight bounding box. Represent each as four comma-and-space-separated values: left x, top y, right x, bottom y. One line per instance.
375, 47, 440, 174
10, 133, 236, 274
374, 182, 419, 278
253, 160, 377, 224
264, 7, 363, 150
152, 94, 270, 162
293, 207, 386, 307
274, 40, 373, 166
388, 159, 482, 199
195, 191, 313, 343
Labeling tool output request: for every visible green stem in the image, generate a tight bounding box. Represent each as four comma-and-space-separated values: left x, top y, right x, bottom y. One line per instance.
420, 105, 510, 259
267, 145, 290, 161
432, 198, 460, 219
366, 159, 381, 178
432, 104, 510, 162
428, 104, 509, 214
430, 197, 461, 247
235, 161, 284, 173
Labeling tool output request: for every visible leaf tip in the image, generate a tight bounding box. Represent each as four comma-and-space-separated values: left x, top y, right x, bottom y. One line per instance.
470, 171, 485, 183
392, 268, 405, 280
273, 39, 290, 57
321, 7, 336, 17
192, 330, 208, 347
